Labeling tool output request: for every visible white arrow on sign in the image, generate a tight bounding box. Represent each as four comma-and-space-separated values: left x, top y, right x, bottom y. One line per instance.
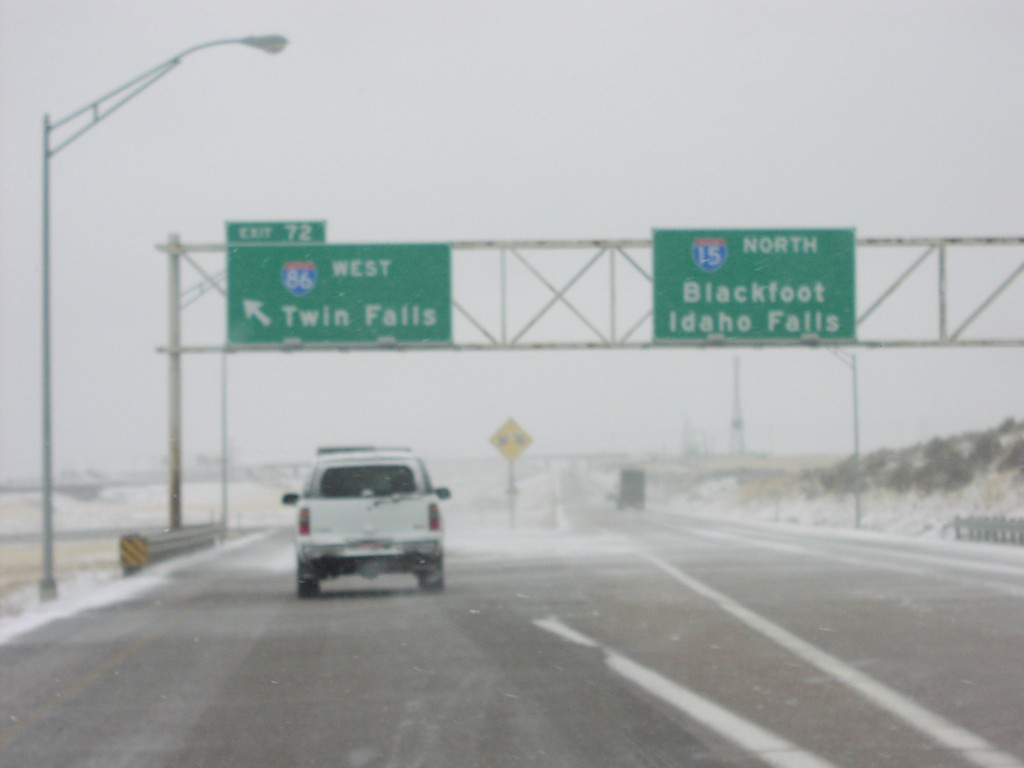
243, 299, 272, 327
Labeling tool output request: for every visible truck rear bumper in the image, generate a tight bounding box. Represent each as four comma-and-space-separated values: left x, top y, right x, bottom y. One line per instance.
299, 541, 442, 579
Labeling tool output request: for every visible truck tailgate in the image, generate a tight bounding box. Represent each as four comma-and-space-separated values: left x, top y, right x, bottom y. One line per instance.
306, 496, 431, 543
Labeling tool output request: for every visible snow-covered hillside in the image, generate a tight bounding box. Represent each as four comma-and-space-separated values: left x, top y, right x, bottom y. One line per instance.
618, 418, 1024, 537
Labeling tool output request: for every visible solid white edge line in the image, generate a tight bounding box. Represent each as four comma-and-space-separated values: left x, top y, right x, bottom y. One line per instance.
637, 551, 1024, 768
534, 617, 841, 768
650, 519, 1024, 599
650, 513, 1024, 579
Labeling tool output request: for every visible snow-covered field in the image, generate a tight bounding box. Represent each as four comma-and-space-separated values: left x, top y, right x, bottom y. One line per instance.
2, 454, 1021, 641
0, 457, 566, 627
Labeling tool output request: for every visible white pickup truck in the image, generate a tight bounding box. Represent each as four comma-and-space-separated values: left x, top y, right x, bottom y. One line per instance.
283, 447, 449, 597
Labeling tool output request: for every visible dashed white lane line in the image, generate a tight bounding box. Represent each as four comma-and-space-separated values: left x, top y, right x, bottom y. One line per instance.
534, 617, 841, 768
637, 550, 1024, 768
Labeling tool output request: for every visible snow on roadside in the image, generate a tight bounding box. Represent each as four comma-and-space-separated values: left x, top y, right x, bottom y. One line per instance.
0, 481, 290, 627
0, 568, 168, 646
0, 531, 272, 645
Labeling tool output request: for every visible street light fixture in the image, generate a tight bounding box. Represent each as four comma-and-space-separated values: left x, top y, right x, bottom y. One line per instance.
40, 35, 288, 601
241, 35, 289, 54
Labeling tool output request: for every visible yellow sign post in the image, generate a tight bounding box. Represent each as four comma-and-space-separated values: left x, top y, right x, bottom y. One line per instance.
490, 418, 533, 528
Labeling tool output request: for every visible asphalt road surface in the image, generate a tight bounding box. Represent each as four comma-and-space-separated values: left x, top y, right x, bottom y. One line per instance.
2, 470, 1023, 768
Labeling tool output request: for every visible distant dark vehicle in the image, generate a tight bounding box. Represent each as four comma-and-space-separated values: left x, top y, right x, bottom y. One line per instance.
617, 469, 645, 510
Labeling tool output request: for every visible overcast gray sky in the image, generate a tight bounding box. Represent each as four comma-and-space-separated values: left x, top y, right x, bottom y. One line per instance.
1, 0, 1022, 481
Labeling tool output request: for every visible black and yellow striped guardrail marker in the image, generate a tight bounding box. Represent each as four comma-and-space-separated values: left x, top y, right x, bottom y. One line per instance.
120, 534, 149, 575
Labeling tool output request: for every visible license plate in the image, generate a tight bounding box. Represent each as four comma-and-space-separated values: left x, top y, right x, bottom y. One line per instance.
354, 540, 388, 549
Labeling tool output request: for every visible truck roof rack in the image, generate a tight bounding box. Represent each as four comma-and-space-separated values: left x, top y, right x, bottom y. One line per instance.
316, 446, 412, 456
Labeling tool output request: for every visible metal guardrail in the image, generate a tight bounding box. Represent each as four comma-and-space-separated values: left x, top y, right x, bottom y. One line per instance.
953, 517, 1024, 545
120, 524, 222, 575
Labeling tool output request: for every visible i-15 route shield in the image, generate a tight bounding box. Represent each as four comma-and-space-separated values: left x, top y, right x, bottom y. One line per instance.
653, 229, 856, 342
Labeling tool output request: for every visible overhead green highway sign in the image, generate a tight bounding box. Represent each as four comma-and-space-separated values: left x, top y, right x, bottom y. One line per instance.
653, 229, 856, 342
227, 243, 451, 345
226, 220, 326, 244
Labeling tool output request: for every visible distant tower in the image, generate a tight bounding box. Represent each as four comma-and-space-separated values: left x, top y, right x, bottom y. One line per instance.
729, 357, 745, 455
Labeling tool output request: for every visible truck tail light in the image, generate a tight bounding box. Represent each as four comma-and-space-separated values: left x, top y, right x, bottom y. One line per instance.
428, 502, 441, 532
299, 507, 310, 536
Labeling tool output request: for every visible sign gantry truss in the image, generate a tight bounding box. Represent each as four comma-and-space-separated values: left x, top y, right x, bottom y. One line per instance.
156, 233, 1023, 530
158, 235, 1024, 352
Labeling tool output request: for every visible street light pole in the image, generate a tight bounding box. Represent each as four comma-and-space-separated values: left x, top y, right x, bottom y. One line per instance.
167, 235, 183, 530
852, 353, 862, 528
40, 115, 56, 601
39, 35, 287, 600
828, 349, 863, 528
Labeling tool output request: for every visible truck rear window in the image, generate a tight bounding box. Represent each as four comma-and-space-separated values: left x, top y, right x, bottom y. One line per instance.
318, 465, 417, 498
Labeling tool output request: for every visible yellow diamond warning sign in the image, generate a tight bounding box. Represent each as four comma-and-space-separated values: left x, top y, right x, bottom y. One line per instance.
491, 418, 533, 462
